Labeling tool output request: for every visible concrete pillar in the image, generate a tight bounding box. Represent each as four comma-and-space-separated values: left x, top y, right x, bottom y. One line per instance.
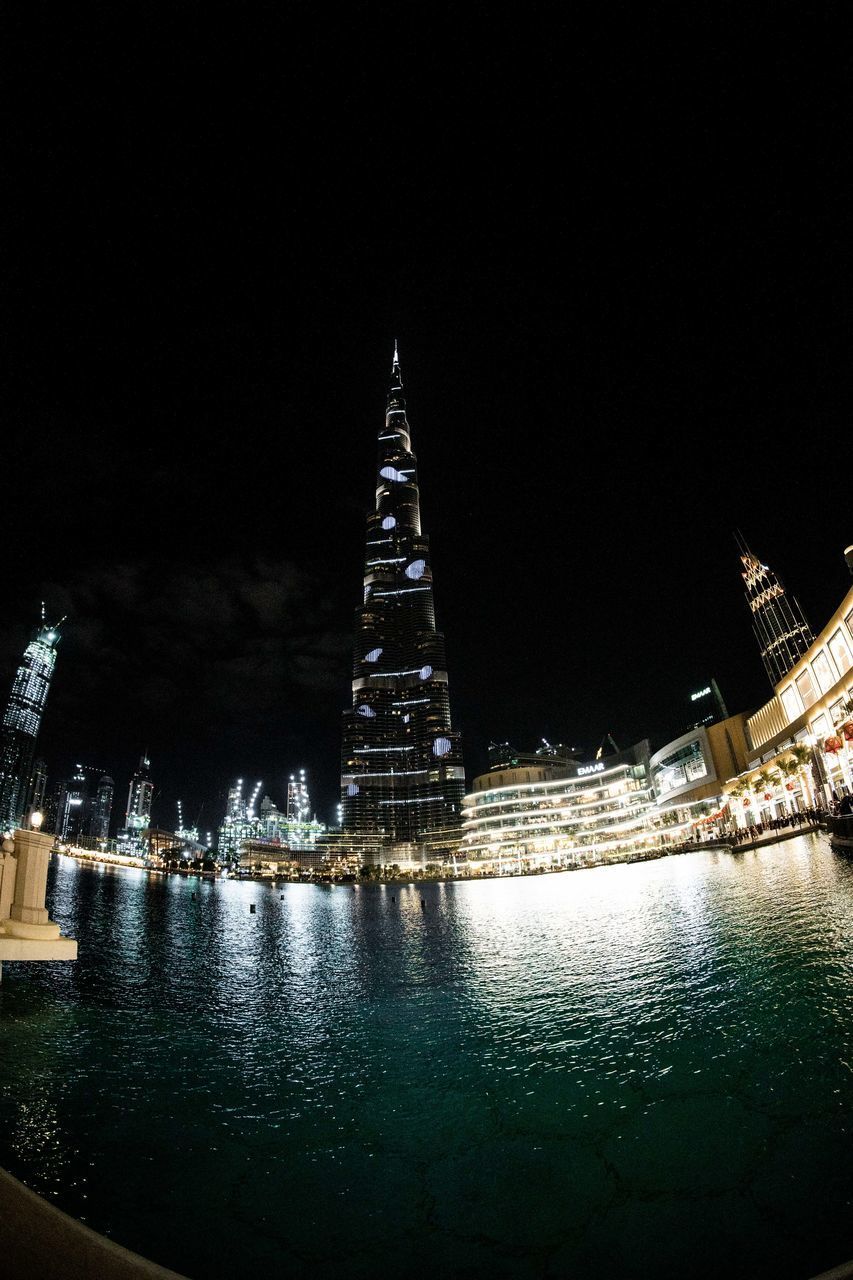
4, 830, 60, 941
0, 848, 17, 921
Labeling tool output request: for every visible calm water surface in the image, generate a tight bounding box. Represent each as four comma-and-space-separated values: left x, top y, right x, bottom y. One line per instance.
1, 836, 852, 1279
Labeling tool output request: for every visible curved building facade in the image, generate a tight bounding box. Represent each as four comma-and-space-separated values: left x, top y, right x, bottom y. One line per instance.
341, 348, 464, 850
461, 742, 696, 871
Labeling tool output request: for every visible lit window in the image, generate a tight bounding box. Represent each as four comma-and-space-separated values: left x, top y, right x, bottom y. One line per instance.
795, 668, 817, 709
812, 650, 837, 695
347, 784, 359, 796
405, 559, 426, 580
433, 737, 451, 757
380, 466, 406, 483
419, 665, 433, 680
357, 705, 376, 718
364, 648, 383, 663
780, 685, 802, 723
828, 630, 852, 676
382, 516, 396, 530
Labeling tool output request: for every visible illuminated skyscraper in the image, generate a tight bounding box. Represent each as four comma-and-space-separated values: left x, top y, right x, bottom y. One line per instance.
341, 346, 465, 848
125, 754, 154, 830
89, 774, 115, 840
0, 614, 63, 830
738, 537, 814, 686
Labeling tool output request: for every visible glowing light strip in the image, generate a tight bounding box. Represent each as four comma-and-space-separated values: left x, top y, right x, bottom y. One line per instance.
474, 765, 634, 800
391, 698, 431, 705
380, 796, 445, 805
461, 807, 663, 841
468, 789, 653, 817
362, 667, 424, 677
366, 558, 407, 566
348, 770, 428, 779
373, 588, 431, 597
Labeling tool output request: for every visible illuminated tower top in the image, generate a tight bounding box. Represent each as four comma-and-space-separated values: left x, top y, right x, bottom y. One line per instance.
738, 536, 814, 687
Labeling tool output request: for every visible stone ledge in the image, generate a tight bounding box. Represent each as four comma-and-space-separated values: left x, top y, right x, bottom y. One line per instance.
0, 1165, 189, 1279
0, 936, 78, 961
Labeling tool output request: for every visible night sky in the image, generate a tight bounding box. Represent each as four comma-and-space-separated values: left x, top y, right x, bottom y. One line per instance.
3, 6, 850, 832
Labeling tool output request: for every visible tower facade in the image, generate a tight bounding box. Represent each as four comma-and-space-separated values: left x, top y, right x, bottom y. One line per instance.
739, 539, 814, 686
125, 755, 154, 831
0, 616, 62, 830
341, 347, 464, 848
89, 774, 115, 840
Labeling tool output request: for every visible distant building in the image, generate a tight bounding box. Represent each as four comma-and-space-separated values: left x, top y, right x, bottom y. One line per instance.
27, 756, 48, 818
341, 346, 465, 856
56, 766, 88, 843
89, 774, 114, 840
739, 537, 814, 686
116, 755, 154, 856
0, 615, 63, 830
220, 774, 325, 864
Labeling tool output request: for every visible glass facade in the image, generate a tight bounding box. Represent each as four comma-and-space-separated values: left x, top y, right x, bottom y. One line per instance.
0, 620, 62, 830
341, 348, 464, 847
651, 738, 709, 796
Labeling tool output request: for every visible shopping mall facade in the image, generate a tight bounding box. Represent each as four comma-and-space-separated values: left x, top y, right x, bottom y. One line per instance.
459, 732, 746, 874
461, 569, 853, 871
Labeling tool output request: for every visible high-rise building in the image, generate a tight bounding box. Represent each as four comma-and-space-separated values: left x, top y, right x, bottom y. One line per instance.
27, 756, 49, 818
56, 765, 88, 842
341, 346, 465, 851
89, 774, 115, 840
0, 614, 63, 830
125, 755, 154, 830
738, 537, 814, 686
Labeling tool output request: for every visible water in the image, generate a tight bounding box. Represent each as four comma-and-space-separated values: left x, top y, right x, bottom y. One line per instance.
1, 836, 852, 1279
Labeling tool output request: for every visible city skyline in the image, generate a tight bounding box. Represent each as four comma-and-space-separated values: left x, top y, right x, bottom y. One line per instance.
4, 8, 850, 824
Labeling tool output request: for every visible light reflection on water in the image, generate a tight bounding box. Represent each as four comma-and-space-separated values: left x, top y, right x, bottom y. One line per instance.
1, 837, 852, 1279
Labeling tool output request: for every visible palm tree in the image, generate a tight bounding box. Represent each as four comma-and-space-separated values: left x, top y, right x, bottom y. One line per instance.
778, 757, 800, 813
789, 743, 816, 808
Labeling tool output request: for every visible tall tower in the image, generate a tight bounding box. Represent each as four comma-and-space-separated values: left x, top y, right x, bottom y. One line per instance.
738, 537, 814, 686
89, 774, 114, 840
0, 613, 63, 830
125, 754, 154, 830
341, 346, 465, 848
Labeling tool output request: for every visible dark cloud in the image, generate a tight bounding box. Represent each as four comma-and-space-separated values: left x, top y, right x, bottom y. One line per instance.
21, 555, 353, 823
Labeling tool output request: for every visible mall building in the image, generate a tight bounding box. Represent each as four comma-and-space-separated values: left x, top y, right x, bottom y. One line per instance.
459, 740, 717, 873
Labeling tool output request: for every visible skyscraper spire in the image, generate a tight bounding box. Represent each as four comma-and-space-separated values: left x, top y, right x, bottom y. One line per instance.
341, 347, 464, 850
738, 536, 814, 687
0, 614, 63, 829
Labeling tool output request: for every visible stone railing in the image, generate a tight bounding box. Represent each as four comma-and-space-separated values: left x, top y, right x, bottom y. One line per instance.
0, 828, 77, 971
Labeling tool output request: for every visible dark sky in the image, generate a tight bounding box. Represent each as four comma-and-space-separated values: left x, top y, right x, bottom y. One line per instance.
3, 5, 850, 831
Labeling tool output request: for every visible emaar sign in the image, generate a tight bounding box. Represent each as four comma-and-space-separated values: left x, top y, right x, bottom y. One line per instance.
577, 762, 605, 777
